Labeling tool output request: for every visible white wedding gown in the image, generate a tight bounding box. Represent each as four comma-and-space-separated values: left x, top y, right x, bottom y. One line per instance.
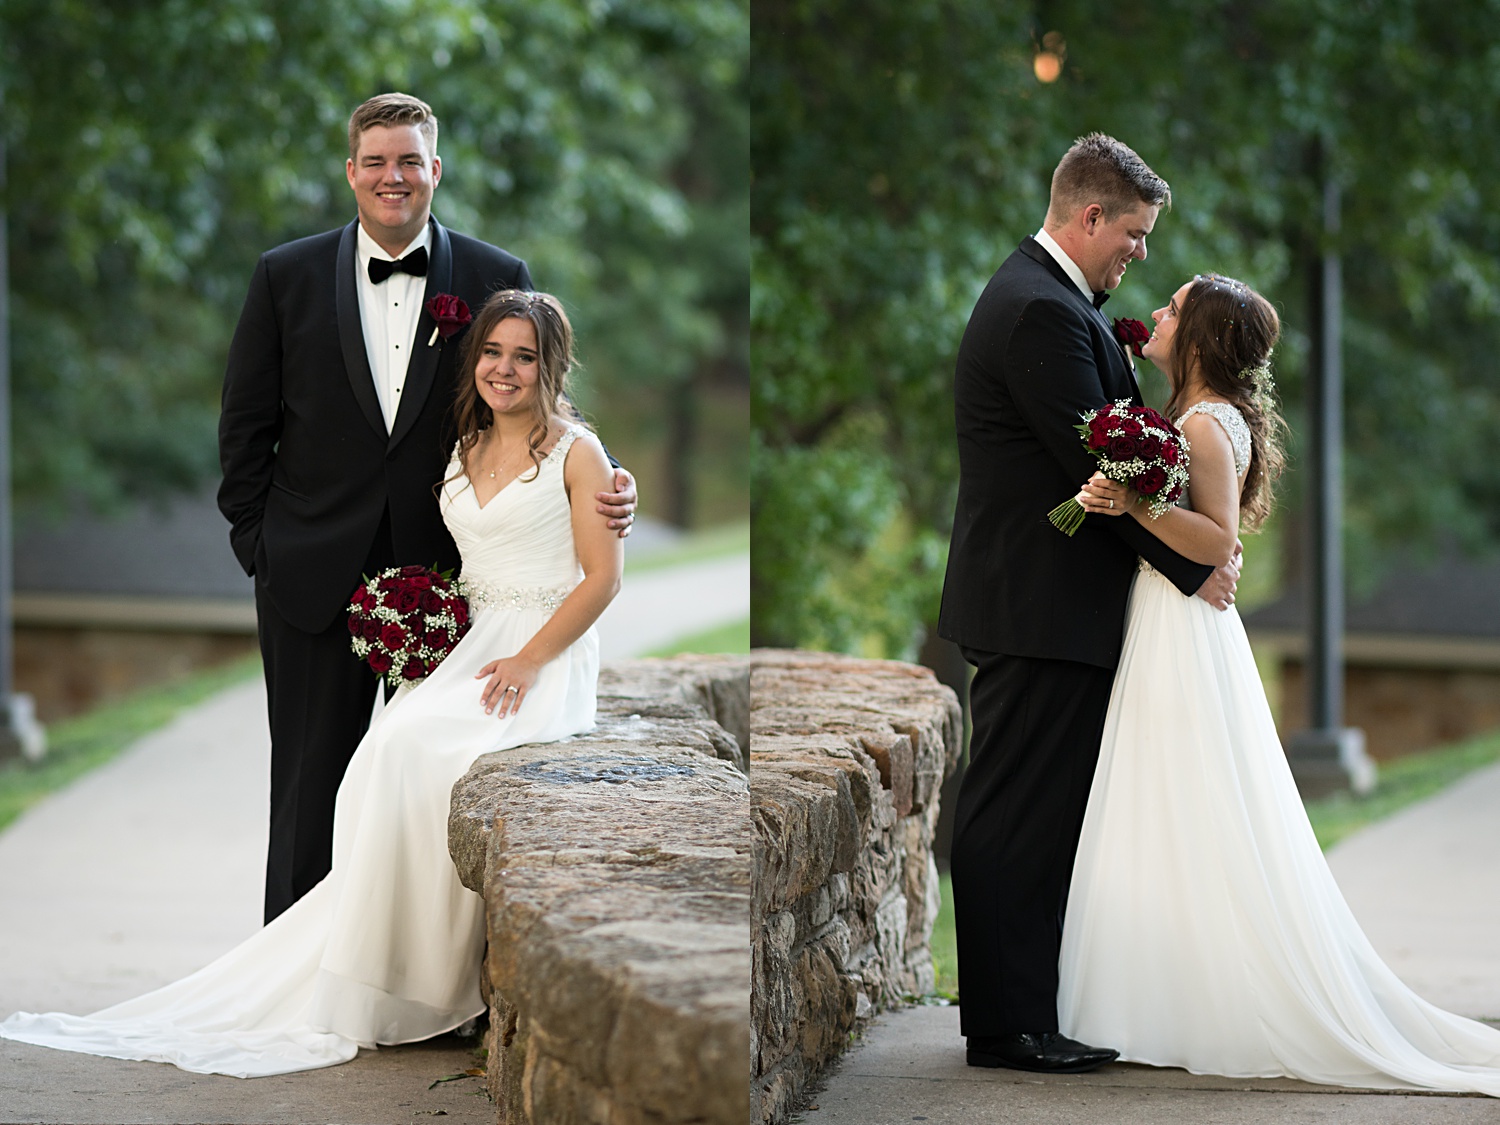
1059, 402, 1500, 1095
0, 426, 599, 1077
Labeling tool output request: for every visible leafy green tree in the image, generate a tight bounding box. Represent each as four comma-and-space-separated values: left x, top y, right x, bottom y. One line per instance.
2, 0, 746, 523
753, 0, 1500, 656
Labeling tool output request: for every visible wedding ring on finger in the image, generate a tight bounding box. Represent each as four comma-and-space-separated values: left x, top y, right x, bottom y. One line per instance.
1108, 499, 1114, 509
505, 685, 519, 694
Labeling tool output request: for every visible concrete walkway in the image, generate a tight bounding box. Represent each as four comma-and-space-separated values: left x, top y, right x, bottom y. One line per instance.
0, 552, 746, 1125
803, 760, 1500, 1124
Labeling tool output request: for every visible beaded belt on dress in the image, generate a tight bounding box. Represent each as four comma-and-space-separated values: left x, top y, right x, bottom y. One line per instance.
461, 578, 575, 615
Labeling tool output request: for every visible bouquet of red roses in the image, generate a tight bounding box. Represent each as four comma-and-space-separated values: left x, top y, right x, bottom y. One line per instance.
1047, 400, 1191, 536
347, 565, 471, 688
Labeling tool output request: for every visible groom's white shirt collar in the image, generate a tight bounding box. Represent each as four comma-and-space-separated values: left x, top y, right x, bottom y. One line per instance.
1034, 227, 1094, 302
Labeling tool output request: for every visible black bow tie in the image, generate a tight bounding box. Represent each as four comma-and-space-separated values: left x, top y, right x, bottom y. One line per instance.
1092, 290, 1109, 310
367, 246, 428, 284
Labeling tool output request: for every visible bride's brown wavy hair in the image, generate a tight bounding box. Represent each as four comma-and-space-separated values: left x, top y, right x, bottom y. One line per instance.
444, 290, 585, 492
1165, 273, 1287, 532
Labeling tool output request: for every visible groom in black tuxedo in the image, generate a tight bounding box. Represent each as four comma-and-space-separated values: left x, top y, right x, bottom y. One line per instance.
218, 93, 637, 923
937, 134, 1238, 1072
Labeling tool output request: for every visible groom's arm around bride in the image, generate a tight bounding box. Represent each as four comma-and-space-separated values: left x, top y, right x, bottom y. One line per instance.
218, 92, 637, 926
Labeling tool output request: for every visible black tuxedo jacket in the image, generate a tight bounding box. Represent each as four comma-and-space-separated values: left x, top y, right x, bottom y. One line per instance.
937, 237, 1214, 668
217, 217, 532, 635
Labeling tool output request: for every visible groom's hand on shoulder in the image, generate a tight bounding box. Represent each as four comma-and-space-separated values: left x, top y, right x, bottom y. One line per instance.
1196, 538, 1243, 611
596, 467, 638, 538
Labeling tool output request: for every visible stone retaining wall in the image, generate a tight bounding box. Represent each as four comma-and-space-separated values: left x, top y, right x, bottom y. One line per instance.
750, 650, 962, 1125
449, 655, 751, 1125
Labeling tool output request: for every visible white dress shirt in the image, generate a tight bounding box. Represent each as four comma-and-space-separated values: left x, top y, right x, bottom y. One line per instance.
355, 222, 433, 432
1034, 227, 1094, 302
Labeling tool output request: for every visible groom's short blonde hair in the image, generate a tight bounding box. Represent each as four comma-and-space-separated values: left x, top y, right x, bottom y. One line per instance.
1046, 133, 1170, 222
347, 93, 439, 159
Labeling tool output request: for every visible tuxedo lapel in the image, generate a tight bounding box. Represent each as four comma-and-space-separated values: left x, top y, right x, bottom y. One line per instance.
388, 217, 454, 452
335, 220, 387, 439
1019, 237, 1144, 404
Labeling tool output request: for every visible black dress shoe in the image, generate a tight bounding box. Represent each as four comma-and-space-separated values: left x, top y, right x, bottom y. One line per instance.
966, 1032, 1119, 1073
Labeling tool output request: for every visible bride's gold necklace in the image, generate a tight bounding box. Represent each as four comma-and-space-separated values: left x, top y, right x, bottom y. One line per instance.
474, 432, 536, 487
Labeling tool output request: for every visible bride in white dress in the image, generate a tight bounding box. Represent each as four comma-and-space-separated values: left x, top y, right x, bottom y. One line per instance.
0, 290, 622, 1077
1062, 273, 1500, 1094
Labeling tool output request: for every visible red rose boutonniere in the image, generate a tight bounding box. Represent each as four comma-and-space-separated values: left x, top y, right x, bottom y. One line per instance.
426, 294, 473, 346
1112, 317, 1150, 358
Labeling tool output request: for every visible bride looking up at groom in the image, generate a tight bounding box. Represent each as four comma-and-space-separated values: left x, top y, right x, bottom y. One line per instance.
939, 132, 1500, 1094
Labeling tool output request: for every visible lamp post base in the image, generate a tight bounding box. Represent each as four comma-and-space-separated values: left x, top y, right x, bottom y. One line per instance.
0, 693, 46, 765
1286, 727, 1375, 800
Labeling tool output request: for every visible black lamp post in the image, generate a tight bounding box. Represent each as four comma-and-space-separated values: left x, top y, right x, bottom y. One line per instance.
0, 92, 46, 764
1284, 151, 1374, 798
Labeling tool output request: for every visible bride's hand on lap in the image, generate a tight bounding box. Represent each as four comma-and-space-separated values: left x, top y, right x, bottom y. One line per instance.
476, 655, 540, 717
1077, 473, 1134, 516
596, 467, 638, 538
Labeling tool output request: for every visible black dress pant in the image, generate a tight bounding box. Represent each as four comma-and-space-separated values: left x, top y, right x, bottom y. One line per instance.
950, 648, 1115, 1036
256, 510, 397, 924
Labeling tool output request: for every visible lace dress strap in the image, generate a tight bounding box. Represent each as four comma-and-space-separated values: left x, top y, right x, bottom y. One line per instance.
1177, 401, 1252, 476
546, 424, 584, 464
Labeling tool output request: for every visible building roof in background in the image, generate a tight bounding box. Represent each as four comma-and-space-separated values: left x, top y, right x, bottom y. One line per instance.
1244, 551, 1500, 642
15, 487, 251, 601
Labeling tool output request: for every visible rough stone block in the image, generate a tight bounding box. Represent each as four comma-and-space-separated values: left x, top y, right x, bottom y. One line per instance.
749, 650, 961, 1125
449, 657, 751, 1125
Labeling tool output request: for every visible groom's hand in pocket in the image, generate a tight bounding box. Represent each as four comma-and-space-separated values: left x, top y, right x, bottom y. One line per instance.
1196, 538, 1243, 610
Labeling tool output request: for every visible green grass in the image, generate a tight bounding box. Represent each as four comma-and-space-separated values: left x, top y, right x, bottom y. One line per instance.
644, 617, 749, 657
0, 653, 263, 834
1304, 728, 1500, 850
932, 870, 959, 999
625, 520, 748, 574
928, 727, 1500, 996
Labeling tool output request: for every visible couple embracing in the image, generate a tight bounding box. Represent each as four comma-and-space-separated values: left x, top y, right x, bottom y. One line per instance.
2, 93, 636, 1075
940, 134, 1500, 1093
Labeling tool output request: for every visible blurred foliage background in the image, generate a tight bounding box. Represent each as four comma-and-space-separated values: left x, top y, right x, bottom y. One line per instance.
752, 0, 1500, 659
2, 0, 747, 529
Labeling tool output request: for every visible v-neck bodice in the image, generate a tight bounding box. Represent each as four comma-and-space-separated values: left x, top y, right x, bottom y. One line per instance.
439, 426, 584, 598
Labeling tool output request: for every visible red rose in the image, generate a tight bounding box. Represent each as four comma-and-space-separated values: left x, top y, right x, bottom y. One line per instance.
1161, 442, 1181, 466
368, 650, 393, 674
1139, 408, 1173, 431
352, 584, 368, 603
1137, 435, 1163, 460
420, 589, 443, 613
1113, 317, 1150, 357
408, 574, 433, 590
452, 601, 470, 626
1133, 466, 1168, 495
380, 623, 406, 649
1106, 435, 1139, 461
362, 594, 377, 612
399, 565, 427, 578
425, 628, 450, 649
425, 294, 473, 341
1164, 483, 1184, 504
362, 619, 380, 641
1119, 418, 1144, 437
402, 658, 427, 680
346, 614, 361, 635
393, 587, 423, 613
1087, 429, 1110, 451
